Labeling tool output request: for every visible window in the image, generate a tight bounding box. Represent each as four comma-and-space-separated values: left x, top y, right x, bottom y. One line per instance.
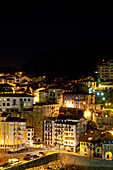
3, 103, 5, 106
107, 145, 110, 150
28, 138, 30, 140
7, 98, 10, 101
7, 103, 10, 106
97, 148, 99, 152
28, 133, 30, 136
28, 98, 31, 101
13, 99, 16, 105
24, 98, 26, 101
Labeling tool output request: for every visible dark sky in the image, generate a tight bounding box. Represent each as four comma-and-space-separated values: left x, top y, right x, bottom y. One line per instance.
0, 2, 113, 72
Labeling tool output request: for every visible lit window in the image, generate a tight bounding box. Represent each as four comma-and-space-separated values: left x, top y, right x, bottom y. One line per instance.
88, 137, 93, 140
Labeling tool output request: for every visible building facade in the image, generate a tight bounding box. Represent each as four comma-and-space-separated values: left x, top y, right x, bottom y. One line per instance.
98, 59, 113, 82
0, 112, 26, 152
0, 94, 33, 113
44, 116, 87, 152
63, 92, 95, 110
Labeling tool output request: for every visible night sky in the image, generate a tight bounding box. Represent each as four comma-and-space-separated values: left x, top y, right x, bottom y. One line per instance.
0, 2, 113, 76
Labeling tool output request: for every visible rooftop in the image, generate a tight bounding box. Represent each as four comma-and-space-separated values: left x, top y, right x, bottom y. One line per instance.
101, 133, 113, 142
79, 129, 101, 143
0, 93, 34, 97
6, 116, 26, 122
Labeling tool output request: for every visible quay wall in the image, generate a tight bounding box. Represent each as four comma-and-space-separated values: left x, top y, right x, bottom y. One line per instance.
7, 152, 113, 169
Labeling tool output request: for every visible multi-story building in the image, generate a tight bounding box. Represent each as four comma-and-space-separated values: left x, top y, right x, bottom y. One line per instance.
98, 59, 113, 82
32, 105, 44, 142
26, 126, 34, 145
44, 116, 87, 152
93, 112, 113, 130
0, 94, 33, 113
46, 84, 63, 107
63, 92, 95, 110
39, 90, 47, 103
22, 104, 44, 143
0, 112, 26, 152
33, 103, 59, 118
44, 117, 55, 146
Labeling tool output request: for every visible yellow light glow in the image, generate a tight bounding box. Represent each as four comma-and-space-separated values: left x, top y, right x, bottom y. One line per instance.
110, 131, 113, 135
84, 109, 91, 120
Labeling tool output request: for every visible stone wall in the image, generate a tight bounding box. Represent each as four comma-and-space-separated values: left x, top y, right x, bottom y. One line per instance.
59, 153, 113, 168
7, 152, 113, 170
6, 153, 59, 170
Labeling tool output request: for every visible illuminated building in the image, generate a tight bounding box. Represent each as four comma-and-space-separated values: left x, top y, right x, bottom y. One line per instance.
32, 105, 44, 142
44, 116, 87, 152
46, 84, 63, 107
33, 87, 46, 104
22, 104, 44, 143
0, 94, 33, 113
39, 89, 47, 103
0, 112, 26, 152
63, 92, 95, 110
101, 132, 113, 160
79, 129, 101, 157
93, 112, 113, 130
98, 59, 113, 83
26, 126, 34, 145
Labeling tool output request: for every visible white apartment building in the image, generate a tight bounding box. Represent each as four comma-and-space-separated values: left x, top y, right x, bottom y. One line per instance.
0, 94, 34, 112
0, 112, 26, 152
44, 116, 87, 152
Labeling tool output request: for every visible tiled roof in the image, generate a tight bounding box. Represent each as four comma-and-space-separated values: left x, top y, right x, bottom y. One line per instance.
101, 133, 113, 141
79, 129, 101, 143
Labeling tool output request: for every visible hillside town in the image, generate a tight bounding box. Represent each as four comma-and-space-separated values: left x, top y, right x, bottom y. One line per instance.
1, 59, 113, 163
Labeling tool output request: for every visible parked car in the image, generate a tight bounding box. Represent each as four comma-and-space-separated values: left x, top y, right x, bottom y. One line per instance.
24, 154, 32, 160
32, 155, 39, 159
38, 152, 45, 156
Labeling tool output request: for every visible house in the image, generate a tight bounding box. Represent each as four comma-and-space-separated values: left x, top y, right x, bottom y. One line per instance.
79, 129, 101, 157
101, 132, 113, 160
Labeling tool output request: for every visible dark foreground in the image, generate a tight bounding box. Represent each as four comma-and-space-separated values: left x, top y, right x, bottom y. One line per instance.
26, 160, 113, 170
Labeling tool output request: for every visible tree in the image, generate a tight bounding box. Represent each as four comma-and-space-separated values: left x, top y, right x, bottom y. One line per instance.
87, 121, 97, 130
